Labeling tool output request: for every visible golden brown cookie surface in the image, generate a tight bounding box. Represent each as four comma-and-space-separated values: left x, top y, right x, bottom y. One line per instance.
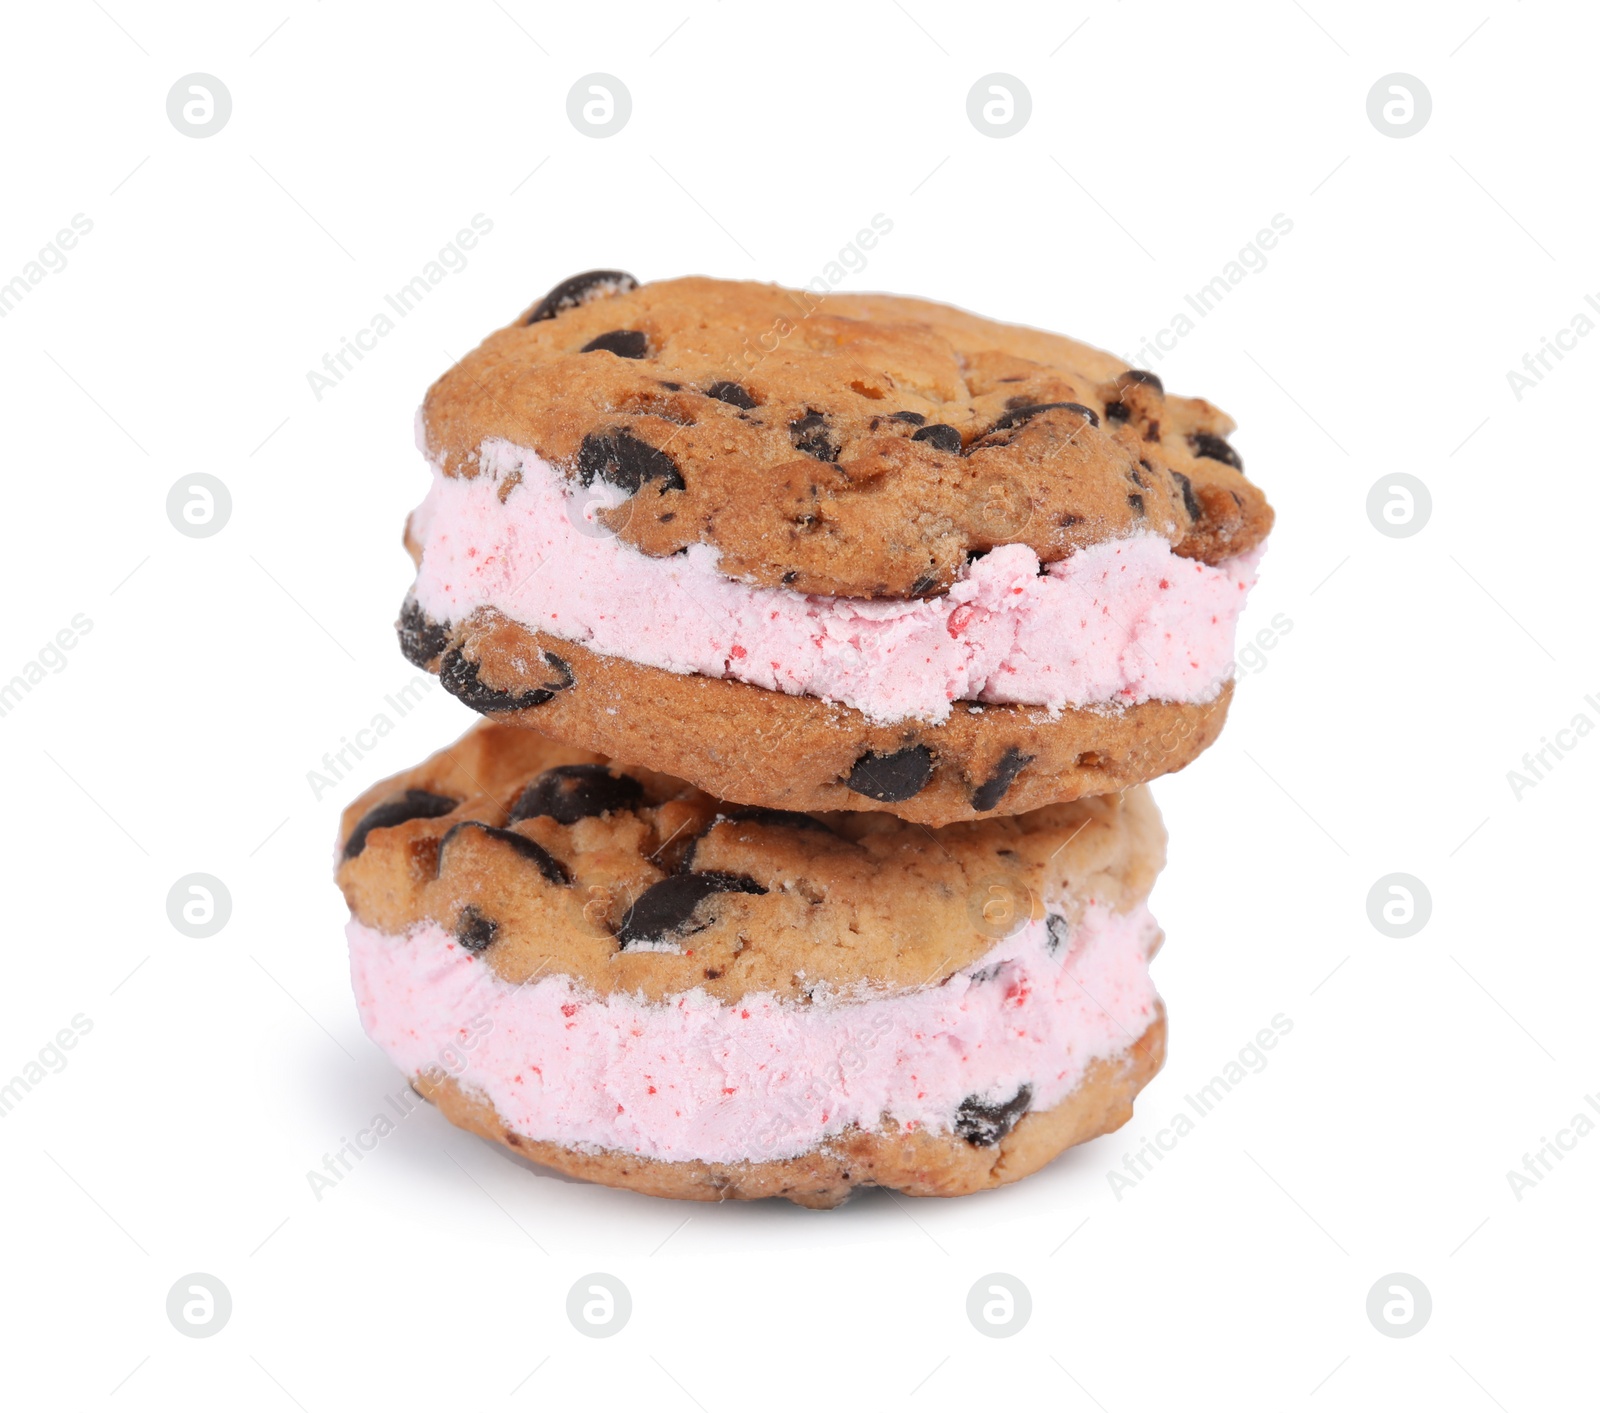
421, 273, 1273, 599
337, 720, 1166, 1005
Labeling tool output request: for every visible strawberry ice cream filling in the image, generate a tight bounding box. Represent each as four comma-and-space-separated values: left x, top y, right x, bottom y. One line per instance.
407, 439, 1263, 726
346, 900, 1161, 1166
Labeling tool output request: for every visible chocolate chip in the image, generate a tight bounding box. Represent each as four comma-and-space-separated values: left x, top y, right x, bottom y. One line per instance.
954, 1084, 1033, 1146
1118, 369, 1164, 394
1104, 401, 1130, 423
508, 764, 644, 826
908, 572, 939, 596
455, 905, 499, 953
911, 423, 962, 453
439, 648, 574, 714
397, 598, 449, 670
1143, 419, 1161, 443
617, 871, 768, 948
526, 269, 638, 324
580, 329, 648, 358
781, 570, 800, 585
577, 429, 685, 494
1170, 469, 1202, 520
540, 652, 574, 693
1128, 493, 1145, 514
1045, 915, 1071, 956
437, 821, 570, 885
845, 745, 934, 802
343, 788, 458, 859
1190, 432, 1243, 470
970, 746, 1034, 812
889, 410, 926, 425
706, 380, 758, 409
788, 412, 838, 462
989, 401, 1100, 433
658, 380, 682, 391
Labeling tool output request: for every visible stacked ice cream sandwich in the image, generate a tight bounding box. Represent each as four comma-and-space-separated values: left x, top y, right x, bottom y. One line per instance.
334, 272, 1272, 1205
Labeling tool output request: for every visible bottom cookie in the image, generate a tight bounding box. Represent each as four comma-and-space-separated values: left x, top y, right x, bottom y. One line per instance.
416, 1012, 1165, 1208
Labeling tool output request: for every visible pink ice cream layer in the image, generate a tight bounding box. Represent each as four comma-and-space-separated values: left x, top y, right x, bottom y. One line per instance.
346, 901, 1161, 1166
408, 440, 1263, 726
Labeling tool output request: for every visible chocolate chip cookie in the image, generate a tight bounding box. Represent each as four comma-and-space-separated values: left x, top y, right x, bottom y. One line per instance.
396, 271, 1271, 824
338, 721, 1168, 1205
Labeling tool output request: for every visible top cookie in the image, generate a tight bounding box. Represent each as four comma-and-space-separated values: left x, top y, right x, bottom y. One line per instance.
420, 272, 1272, 600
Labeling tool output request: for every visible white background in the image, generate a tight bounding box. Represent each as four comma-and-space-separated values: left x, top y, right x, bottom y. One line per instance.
2, 1, 1594, 1407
